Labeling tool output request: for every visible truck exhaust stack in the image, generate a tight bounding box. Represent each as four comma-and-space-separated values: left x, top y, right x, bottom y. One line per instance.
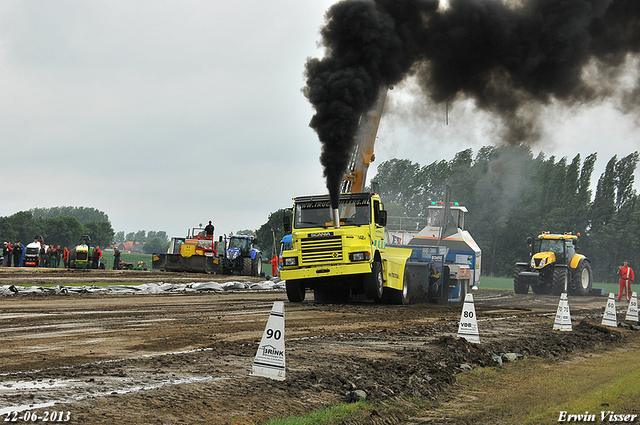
333, 208, 340, 229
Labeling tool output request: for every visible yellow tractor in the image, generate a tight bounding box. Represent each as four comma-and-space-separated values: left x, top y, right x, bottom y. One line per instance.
514, 232, 592, 296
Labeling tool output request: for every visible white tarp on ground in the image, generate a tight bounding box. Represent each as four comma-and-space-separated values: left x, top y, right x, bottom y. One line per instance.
0, 278, 286, 296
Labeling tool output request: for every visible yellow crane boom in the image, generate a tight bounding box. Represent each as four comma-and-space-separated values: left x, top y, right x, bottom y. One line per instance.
341, 87, 388, 194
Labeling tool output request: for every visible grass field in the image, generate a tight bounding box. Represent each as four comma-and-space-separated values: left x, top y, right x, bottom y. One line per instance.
479, 275, 624, 296
100, 252, 152, 270
264, 343, 640, 425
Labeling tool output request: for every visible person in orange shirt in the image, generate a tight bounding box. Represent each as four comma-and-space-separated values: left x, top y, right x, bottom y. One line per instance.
617, 260, 635, 301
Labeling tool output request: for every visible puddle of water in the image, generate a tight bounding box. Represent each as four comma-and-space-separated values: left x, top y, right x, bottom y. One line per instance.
0, 375, 232, 415
0, 380, 68, 392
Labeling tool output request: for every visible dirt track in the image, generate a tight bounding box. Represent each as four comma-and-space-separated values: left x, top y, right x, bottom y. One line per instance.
0, 268, 636, 424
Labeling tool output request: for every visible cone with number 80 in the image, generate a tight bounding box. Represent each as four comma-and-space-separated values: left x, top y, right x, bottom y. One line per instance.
457, 293, 480, 343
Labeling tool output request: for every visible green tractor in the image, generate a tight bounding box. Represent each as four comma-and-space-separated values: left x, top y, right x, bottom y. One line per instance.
68, 235, 105, 269
514, 232, 592, 296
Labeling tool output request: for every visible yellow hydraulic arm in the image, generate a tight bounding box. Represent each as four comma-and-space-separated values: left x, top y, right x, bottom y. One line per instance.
341, 87, 388, 194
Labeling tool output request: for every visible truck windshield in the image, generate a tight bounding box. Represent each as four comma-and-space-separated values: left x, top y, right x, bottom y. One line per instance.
294, 198, 371, 229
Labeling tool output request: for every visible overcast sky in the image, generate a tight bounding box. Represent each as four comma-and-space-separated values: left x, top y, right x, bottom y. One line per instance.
1, 1, 639, 239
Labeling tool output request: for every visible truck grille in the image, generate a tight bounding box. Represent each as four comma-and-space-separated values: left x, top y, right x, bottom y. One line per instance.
300, 235, 343, 263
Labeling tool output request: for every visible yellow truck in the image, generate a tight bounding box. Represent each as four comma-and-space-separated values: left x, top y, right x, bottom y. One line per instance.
281, 87, 473, 304
280, 192, 413, 304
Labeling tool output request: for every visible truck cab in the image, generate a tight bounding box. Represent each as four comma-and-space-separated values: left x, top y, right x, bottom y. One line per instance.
280, 192, 411, 304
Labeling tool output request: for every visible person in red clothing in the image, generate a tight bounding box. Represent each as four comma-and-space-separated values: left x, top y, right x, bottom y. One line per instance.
269, 254, 278, 277
617, 260, 635, 301
92, 246, 103, 269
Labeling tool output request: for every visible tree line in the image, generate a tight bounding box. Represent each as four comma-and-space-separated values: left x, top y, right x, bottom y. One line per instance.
0, 207, 170, 254
370, 145, 639, 283
0, 208, 114, 249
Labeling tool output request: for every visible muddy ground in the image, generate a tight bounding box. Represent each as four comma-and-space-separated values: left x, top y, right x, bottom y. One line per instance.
0, 268, 636, 424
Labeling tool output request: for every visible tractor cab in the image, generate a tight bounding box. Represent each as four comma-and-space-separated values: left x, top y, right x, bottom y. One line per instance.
529, 233, 578, 270
221, 234, 262, 276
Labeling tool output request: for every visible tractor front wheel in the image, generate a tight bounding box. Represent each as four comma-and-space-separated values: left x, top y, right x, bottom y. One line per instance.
513, 265, 529, 294
242, 257, 252, 275
552, 267, 568, 295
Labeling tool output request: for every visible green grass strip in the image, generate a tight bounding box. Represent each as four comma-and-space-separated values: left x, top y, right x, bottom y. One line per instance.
265, 401, 371, 425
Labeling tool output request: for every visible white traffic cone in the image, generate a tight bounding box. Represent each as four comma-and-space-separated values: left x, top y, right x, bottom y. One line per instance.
457, 293, 480, 343
625, 292, 638, 322
250, 301, 286, 381
601, 293, 618, 327
553, 293, 572, 331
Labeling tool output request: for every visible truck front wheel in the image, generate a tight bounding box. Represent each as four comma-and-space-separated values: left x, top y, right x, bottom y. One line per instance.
364, 261, 384, 301
286, 279, 305, 302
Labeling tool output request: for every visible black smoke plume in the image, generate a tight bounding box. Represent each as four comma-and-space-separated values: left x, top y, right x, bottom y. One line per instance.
303, 0, 640, 208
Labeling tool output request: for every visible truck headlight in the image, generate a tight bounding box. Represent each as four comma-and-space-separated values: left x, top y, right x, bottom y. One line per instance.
349, 252, 370, 262
283, 257, 298, 266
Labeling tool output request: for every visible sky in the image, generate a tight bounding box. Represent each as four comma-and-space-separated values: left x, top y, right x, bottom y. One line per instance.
1, 1, 639, 239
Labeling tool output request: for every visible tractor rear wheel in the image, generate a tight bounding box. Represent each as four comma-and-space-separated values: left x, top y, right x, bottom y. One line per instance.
513, 265, 529, 294
364, 261, 384, 301
570, 260, 592, 296
552, 267, 568, 295
286, 279, 305, 302
242, 257, 252, 275
252, 253, 262, 276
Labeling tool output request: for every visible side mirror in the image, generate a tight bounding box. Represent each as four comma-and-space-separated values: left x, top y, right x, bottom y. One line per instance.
283, 215, 291, 233
526, 237, 532, 246
378, 210, 387, 227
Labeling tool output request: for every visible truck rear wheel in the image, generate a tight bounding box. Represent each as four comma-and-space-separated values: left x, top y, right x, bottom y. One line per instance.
513, 265, 529, 294
570, 260, 592, 296
387, 266, 410, 305
552, 267, 568, 295
364, 261, 384, 301
286, 279, 305, 302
